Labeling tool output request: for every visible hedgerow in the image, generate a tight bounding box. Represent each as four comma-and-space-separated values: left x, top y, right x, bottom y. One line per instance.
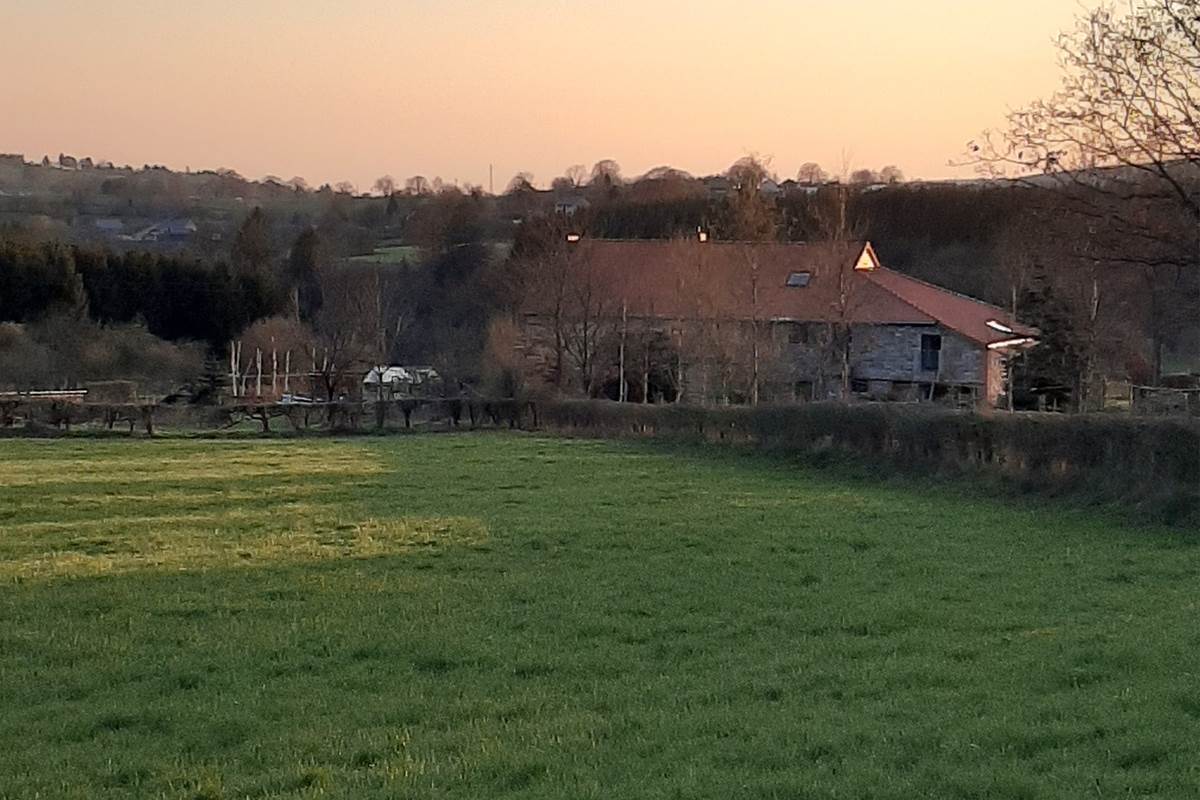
537, 401, 1200, 524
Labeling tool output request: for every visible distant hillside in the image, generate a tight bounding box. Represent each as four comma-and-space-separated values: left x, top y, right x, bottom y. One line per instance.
1, 153, 1195, 378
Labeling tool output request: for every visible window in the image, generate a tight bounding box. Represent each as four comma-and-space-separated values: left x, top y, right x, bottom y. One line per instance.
785, 271, 812, 288
920, 334, 942, 371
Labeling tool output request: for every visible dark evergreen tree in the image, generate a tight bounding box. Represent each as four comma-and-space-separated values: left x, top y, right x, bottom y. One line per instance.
231, 207, 272, 277
285, 227, 324, 324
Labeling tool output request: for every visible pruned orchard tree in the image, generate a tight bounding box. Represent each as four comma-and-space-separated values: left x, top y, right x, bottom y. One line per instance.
970, 0, 1200, 379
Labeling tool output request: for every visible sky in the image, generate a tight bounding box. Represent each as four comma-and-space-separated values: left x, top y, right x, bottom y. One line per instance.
1, 0, 1084, 191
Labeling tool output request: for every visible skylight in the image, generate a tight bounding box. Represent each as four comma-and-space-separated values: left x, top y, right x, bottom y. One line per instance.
786, 271, 812, 287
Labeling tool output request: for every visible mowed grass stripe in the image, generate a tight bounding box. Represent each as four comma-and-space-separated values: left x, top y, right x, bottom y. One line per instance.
0, 434, 1198, 799
0, 440, 485, 582
0, 440, 382, 486
0, 484, 329, 522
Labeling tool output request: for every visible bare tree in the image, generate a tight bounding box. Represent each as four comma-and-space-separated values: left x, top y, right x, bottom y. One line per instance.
849, 168, 878, 185
307, 267, 384, 403
969, 0, 1200, 382
506, 172, 536, 194
590, 159, 623, 189
813, 186, 869, 399
972, 2, 1200, 215
564, 164, 588, 188
797, 162, 827, 184
373, 175, 396, 196
879, 165, 904, 184
560, 246, 615, 395
726, 154, 775, 189
405, 175, 431, 195
722, 155, 778, 241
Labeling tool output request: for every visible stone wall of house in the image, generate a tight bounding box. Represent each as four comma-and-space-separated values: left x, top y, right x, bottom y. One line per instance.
848, 324, 983, 386
769, 322, 984, 393
515, 315, 987, 402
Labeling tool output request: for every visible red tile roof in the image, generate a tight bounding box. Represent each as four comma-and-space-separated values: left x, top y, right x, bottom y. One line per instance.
524, 239, 1035, 347
864, 265, 1037, 346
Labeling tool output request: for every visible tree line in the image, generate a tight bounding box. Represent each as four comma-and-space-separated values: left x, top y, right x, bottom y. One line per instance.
0, 237, 281, 348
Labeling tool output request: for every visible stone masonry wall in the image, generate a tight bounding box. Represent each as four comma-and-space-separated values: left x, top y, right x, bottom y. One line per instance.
516, 315, 986, 400
847, 324, 983, 385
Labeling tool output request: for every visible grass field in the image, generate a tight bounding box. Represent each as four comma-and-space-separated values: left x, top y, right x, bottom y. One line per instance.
348, 245, 425, 265
348, 242, 512, 266
1, 435, 1198, 799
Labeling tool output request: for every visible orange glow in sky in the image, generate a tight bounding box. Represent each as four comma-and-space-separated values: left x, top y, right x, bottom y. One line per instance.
2, 0, 1083, 189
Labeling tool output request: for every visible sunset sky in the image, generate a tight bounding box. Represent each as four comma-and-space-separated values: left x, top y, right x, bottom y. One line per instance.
3, 0, 1083, 190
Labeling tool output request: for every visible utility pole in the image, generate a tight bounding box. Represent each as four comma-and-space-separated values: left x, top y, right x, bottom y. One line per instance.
750, 255, 760, 406
1008, 284, 1017, 412
619, 300, 628, 402
229, 340, 237, 398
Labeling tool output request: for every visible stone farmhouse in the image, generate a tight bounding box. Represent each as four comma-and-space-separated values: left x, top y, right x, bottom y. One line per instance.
513, 238, 1037, 408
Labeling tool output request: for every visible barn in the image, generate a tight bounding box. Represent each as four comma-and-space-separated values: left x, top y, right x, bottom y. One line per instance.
513, 238, 1037, 407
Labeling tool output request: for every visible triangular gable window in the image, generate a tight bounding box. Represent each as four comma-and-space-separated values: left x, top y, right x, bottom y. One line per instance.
854, 242, 879, 271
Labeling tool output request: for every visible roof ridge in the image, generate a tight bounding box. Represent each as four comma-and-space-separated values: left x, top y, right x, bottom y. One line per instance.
585, 238, 863, 248
865, 268, 993, 345
872, 265, 1014, 315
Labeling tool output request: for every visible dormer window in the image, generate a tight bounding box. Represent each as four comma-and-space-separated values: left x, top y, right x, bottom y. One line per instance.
786, 271, 811, 287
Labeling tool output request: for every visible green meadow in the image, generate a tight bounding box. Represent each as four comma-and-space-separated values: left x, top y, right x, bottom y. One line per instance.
348, 245, 425, 265
1, 435, 1197, 799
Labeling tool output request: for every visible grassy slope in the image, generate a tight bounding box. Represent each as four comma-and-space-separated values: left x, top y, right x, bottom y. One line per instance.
348, 245, 425, 265
0, 435, 1197, 799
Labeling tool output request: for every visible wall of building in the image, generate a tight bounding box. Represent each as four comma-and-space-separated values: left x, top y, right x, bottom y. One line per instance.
847, 324, 983, 385
515, 315, 988, 404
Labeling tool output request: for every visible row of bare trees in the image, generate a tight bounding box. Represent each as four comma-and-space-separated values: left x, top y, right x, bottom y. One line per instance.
486, 181, 867, 405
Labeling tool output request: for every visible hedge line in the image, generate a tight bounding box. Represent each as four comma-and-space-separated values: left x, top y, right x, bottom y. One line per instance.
538, 401, 1200, 523
0, 397, 537, 436
4, 395, 1196, 522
